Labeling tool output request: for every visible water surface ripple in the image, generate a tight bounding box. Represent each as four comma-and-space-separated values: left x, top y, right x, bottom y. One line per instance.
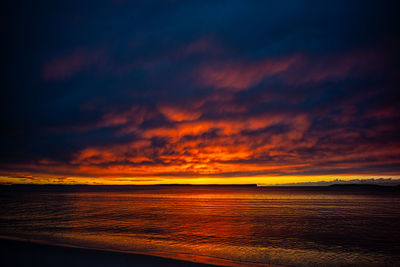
0, 186, 399, 266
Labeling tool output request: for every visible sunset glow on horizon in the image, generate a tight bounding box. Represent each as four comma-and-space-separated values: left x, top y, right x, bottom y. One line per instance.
1, 1, 399, 185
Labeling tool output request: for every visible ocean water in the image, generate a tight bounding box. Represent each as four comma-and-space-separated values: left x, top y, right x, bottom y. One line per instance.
0, 185, 399, 266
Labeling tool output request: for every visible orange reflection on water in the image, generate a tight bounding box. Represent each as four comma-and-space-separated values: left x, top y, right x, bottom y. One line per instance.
2, 186, 399, 266
54, 187, 255, 265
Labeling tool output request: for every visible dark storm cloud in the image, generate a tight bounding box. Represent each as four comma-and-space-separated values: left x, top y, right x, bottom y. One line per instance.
1, 0, 399, 181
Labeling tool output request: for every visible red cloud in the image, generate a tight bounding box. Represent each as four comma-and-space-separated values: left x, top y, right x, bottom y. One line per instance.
43, 48, 106, 80
198, 49, 385, 91
280, 49, 386, 85
198, 55, 300, 91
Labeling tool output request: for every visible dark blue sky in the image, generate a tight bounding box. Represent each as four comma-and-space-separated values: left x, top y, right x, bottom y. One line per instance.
1, 0, 399, 184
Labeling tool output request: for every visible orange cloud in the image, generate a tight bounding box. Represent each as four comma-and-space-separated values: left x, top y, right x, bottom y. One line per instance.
159, 105, 202, 122
61, 113, 313, 178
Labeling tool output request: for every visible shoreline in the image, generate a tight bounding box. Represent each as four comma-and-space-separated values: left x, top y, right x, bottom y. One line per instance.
0, 236, 280, 267
0, 237, 218, 267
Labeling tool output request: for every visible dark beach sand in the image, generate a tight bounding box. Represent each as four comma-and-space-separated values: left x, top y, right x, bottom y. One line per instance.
0, 238, 221, 267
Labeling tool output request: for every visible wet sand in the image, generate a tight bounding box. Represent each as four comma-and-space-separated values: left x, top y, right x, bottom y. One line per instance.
0, 238, 219, 267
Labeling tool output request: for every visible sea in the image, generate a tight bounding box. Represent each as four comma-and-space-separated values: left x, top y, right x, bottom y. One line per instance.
0, 185, 399, 266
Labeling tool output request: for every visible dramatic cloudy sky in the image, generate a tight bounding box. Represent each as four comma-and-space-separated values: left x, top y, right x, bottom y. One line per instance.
1, 1, 399, 184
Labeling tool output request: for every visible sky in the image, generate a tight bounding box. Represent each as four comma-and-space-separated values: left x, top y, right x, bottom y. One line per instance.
1, 0, 399, 185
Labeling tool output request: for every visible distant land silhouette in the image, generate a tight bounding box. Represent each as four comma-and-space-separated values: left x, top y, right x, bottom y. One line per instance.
263, 178, 400, 187
2, 179, 400, 187
2, 179, 400, 188
329, 184, 383, 187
